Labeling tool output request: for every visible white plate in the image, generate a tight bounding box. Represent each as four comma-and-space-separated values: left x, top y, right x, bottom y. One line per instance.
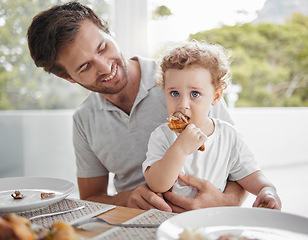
157, 207, 308, 240
0, 176, 75, 213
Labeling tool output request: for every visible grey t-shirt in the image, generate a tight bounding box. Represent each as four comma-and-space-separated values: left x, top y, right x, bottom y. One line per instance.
73, 56, 233, 193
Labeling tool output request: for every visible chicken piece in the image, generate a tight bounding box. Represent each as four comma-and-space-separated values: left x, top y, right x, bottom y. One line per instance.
218, 234, 252, 240
257, 202, 268, 208
0, 213, 35, 240
11, 190, 25, 200
0, 214, 79, 240
167, 112, 205, 151
41, 192, 55, 199
167, 111, 189, 133
46, 222, 78, 240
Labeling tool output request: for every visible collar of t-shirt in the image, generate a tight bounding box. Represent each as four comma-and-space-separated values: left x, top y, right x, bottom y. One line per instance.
97, 56, 156, 113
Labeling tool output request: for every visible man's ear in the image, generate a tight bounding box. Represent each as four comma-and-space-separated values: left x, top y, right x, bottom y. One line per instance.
212, 89, 223, 106
55, 74, 76, 83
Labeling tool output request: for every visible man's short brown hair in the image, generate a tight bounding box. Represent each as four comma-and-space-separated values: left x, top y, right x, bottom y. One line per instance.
27, 1, 110, 78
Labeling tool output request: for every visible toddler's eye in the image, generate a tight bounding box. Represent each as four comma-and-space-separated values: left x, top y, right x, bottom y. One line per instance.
171, 91, 180, 97
191, 91, 200, 98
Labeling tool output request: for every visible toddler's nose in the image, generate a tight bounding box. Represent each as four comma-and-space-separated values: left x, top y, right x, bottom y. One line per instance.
178, 97, 189, 111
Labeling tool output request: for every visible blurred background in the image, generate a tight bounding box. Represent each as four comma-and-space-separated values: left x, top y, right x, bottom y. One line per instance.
1, 0, 307, 217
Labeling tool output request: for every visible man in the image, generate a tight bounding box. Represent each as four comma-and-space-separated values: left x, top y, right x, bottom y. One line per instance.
27, 2, 246, 213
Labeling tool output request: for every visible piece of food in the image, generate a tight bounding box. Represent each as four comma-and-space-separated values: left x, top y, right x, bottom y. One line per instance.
41, 192, 55, 199
46, 221, 78, 240
179, 228, 254, 240
217, 234, 252, 240
179, 228, 215, 240
0, 213, 36, 240
0, 213, 78, 240
11, 190, 25, 199
257, 202, 268, 208
167, 111, 205, 151
167, 111, 189, 133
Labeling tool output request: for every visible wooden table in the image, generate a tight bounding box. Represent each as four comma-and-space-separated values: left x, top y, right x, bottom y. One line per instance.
76, 206, 146, 239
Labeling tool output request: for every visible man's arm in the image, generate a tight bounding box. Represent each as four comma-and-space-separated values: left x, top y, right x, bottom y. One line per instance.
163, 174, 247, 213
78, 175, 127, 206
78, 176, 172, 212
223, 180, 248, 206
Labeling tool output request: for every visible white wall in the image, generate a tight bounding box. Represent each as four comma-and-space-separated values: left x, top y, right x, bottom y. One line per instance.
229, 107, 308, 168
0, 110, 77, 187
113, 0, 149, 58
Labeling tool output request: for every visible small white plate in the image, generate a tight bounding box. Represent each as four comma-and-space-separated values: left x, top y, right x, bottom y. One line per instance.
157, 207, 308, 240
0, 176, 75, 213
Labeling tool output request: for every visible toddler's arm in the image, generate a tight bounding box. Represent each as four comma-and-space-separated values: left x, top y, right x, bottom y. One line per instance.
237, 170, 282, 210
253, 186, 281, 209
144, 141, 187, 193
144, 124, 207, 193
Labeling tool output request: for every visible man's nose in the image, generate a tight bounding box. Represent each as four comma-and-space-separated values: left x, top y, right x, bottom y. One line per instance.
94, 56, 111, 75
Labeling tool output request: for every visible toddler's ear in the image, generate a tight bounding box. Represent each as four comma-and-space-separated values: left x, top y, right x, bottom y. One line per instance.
212, 89, 223, 106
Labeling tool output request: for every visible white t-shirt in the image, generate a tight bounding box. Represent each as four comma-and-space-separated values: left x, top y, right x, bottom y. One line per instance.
73, 56, 234, 193
143, 118, 259, 197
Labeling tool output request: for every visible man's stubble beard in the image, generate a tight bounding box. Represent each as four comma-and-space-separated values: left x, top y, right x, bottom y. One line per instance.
79, 56, 129, 94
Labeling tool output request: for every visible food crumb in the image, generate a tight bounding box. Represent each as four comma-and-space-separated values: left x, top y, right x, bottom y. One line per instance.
11, 190, 25, 199
41, 192, 55, 199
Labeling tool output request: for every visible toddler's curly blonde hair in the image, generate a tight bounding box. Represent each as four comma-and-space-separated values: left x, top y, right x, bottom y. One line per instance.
157, 40, 232, 91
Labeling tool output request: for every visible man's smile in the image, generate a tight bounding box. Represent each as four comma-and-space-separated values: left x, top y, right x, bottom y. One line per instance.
102, 64, 118, 82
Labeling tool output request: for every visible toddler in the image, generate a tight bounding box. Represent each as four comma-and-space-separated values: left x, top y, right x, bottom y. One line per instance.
142, 41, 281, 210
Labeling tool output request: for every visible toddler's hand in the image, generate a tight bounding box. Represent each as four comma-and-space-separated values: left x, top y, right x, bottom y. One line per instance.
176, 124, 207, 155
253, 187, 282, 210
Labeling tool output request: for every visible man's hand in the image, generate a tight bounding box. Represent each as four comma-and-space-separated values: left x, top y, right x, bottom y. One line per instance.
78, 177, 172, 212
163, 174, 224, 213
127, 184, 172, 212
163, 174, 247, 213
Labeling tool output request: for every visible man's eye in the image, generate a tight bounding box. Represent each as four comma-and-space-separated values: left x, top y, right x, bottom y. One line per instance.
99, 47, 105, 54
191, 91, 200, 98
99, 43, 107, 54
171, 91, 180, 97
80, 64, 89, 73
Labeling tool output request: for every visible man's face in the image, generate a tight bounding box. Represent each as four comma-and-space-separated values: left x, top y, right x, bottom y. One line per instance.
56, 19, 128, 94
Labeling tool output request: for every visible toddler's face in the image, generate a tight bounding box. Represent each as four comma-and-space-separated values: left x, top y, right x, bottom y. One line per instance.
164, 67, 220, 130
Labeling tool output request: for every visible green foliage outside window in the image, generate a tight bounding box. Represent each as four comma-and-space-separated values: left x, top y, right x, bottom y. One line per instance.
190, 13, 308, 107
0, 0, 110, 110
152, 5, 173, 20
0, 1, 307, 109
